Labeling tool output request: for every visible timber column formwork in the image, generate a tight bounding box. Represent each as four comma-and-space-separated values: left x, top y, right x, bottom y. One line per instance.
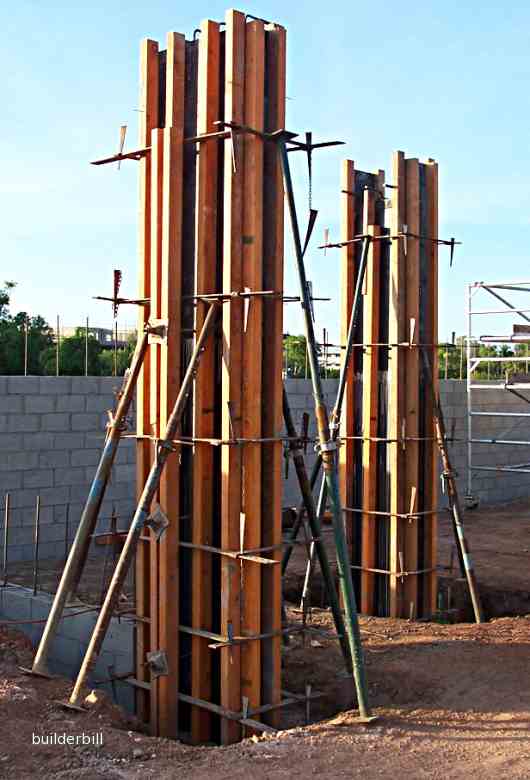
134, 10, 286, 745
339, 153, 438, 619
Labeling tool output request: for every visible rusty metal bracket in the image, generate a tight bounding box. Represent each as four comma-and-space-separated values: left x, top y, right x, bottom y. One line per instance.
144, 504, 169, 541
145, 650, 169, 678
147, 319, 169, 345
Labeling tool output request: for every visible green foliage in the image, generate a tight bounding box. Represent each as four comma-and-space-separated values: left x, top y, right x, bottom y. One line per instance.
284, 334, 311, 377
283, 334, 339, 378
97, 339, 135, 376
437, 338, 530, 380
0, 282, 54, 375
41, 328, 102, 376
0, 282, 136, 376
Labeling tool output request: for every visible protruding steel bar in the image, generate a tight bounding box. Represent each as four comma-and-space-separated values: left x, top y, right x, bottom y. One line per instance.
2, 493, 10, 587
28, 328, 150, 678
278, 137, 372, 720
56, 315, 60, 376
421, 348, 484, 623
63, 504, 69, 566
85, 316, 89, 376
282, 388, 351, 672
66, 302, 218, 708
32, 495, 41, 596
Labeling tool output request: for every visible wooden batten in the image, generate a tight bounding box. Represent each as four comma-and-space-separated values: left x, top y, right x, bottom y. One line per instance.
422, 159, 439, 616
403, 157, 420, 615
191, 18, 221, 744
220, 8, 245, 745
135, 38, 160, 726
148, 125, 164, 735
339, 160, 357, 551
240, 18, 265, 717
157, 31, 185, 738
388, 151, 406, 617
360, 190, 381, 614
260, 21, 285, 726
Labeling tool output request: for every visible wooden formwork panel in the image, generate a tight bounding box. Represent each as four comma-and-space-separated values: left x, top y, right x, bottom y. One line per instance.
220, 8, 245, 745
403, 157, 420, 615
360, 189, 381, 615
339, 161, 357, 550
135, 38, 160, 729
388, 150, 406, 618
191, 18, 221, 744
421, 160, 439, 616
157, 32, 185, 738
240, 17, 265, 719
260, 21, 285, 728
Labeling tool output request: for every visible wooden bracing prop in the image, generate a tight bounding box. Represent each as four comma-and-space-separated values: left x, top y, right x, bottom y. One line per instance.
134, 11, 285, 745
340, 154, 438, 619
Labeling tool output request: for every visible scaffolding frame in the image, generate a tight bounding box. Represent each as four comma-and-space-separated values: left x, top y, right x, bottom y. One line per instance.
466, 280, 530, 500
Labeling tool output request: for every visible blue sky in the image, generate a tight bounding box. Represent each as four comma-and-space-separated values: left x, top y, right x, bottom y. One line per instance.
3, 1, 530, 341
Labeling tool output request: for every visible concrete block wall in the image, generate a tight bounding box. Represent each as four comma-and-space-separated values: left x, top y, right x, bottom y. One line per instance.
441, 379, 530, 505
281, 379, 530, 510
0, 584, 134, 711
0, 376, 136, 562
2, 376, 529, 564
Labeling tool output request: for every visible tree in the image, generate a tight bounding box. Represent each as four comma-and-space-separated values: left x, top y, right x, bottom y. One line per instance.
0, 282, 54, 375
97, 336, 136, 376
41, 328, 102, 376
284, 334, 310, 377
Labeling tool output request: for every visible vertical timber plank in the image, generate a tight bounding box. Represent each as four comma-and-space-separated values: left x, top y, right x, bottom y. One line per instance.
261, 21, 286, 726
339, 161, 356, 550
220, 8, 245, 745
135, 38, 159, 726
403, 157, 420, 617
423, 159, 439, 615
360, 191, 380, 614
191, 18, 220, 744
157, 31, 185, 738
241, 18, 265, 716
388, 151, 406, 617
148, 124, 164, 735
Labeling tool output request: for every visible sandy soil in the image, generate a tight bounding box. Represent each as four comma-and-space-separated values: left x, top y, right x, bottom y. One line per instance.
2, 500, 529, 778
1, 611, 529, 780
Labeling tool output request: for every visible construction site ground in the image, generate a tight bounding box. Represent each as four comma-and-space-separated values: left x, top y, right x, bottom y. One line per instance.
1, 499, 529, 778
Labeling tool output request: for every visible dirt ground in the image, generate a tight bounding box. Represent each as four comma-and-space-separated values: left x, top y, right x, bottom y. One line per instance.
1, 613, 529, 779
1, 500, 529, 778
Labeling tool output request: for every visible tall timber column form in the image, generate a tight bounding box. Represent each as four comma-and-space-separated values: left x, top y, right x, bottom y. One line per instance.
340, 151, 438, 619
134, 10, 286, 744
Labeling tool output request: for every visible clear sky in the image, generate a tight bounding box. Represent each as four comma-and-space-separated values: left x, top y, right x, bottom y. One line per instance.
3, 0, 530, 341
